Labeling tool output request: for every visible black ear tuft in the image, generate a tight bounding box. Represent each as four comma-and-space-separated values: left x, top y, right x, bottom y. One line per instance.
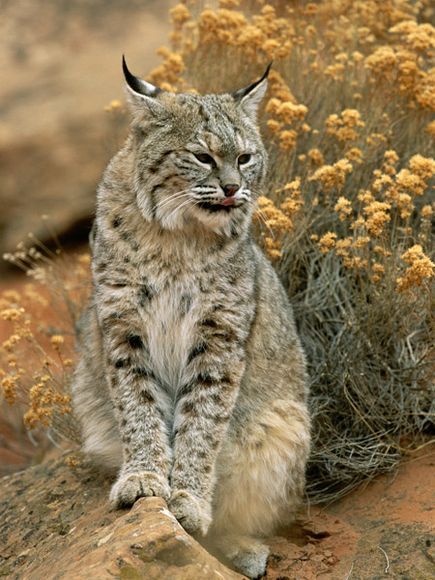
232, 62, 272, 102
122, 55, 162, 97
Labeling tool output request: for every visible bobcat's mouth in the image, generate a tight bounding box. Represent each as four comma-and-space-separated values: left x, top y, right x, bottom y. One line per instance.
197, 199, 242, 213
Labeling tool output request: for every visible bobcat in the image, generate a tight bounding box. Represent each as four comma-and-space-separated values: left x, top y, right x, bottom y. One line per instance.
72, 57, 311, 578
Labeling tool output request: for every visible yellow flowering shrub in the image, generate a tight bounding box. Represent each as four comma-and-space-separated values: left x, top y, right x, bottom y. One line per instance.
0, 250, 90, 440
142, 0, 435, 500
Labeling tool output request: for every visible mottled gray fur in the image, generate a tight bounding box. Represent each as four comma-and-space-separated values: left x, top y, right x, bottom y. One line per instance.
72, 60, 311, 578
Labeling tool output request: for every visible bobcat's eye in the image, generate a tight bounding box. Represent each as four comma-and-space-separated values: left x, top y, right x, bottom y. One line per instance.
238, 154, 251, 165
194, 153, 215, 165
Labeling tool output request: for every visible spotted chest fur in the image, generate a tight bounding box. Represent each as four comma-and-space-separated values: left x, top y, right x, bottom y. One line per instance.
93, 222, 256, 421
145, 281, 199, 392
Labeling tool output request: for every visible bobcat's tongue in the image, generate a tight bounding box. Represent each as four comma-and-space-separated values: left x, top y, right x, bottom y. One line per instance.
221, 197, 236, 206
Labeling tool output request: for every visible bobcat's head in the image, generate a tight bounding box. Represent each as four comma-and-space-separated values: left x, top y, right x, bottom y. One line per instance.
123, 57, 269, 238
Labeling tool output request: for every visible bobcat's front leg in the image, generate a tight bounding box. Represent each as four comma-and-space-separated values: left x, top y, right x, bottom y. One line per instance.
170, 317, 247, 536
107, 365, 171, 508
97, 288, 172, 508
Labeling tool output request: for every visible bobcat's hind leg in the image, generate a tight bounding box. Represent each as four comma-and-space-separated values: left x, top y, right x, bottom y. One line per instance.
72, 357, 122, 472
209, 399, 310, 578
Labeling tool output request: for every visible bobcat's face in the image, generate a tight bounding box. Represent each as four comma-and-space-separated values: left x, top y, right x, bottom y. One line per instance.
124, 59, 269, 237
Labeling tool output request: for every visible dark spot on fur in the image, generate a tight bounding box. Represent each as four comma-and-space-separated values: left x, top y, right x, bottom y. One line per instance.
202, 318, 218, 329
182, 400, 196, 415
127, 335, 143, 349
230, 223, 239, 238
214, 415, 229, 424
122, 432, 132, 444
203, 464, 211, 473
106, 282, 128, 289
204, 432, 219, 449
103, 312, 122, 322
95, 262, 107, 273
138, 284, 153, 306
187, 342, 207, 364
101, 312, 123, 330
197, 372, 215, 386
141, 390, 155, 404
123, 256, 130, 264
178, 381, 193, 399
133, 126, 147, 140
174, 423, 189, 438
150, 182, 164, 195
133, 367, 154, 380
121, 231, 131, 242
112, 216, 122, 228
180, 294, 192, 316
215, 236, 227, 251
115, 358, 129, 369
210, 392, 222, 404
216, 327, 238, 343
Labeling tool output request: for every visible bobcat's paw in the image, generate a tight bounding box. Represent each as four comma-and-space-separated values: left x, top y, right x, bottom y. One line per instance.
213, 535, 269, 579
169, 489, 212, 536
230, 542, 269, 579
109, 471, 170, 509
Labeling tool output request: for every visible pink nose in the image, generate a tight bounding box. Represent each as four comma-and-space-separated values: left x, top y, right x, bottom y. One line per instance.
222, 183, 239, 197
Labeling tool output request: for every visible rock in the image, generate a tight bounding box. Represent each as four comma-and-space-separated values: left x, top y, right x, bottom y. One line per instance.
0, 455, 242, 579
1, 448, 434, 579
0, 0, 171, 268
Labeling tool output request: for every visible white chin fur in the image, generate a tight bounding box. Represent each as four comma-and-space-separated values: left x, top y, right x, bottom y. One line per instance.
160, 205, 237, 237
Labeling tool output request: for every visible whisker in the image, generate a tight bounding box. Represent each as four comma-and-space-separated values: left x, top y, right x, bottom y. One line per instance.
155, 189, 192, 211
164, 197, 194, 223
158, 187, 191, 201
157, 193, 193, 213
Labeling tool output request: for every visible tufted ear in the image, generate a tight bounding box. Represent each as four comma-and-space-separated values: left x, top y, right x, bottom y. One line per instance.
232, 63, 272, 119
122, 55, 166, 116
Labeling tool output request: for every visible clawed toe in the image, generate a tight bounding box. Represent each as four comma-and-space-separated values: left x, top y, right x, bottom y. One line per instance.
109, 471, 170, 508
169, 489, 211, 536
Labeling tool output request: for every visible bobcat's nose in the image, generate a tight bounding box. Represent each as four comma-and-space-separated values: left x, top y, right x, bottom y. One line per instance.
222, 183, 240, 197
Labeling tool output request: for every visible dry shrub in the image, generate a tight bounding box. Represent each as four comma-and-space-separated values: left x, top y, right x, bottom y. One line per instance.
1, 241, 90, 446
150, 0, 435, 502
1, 0, 434, 502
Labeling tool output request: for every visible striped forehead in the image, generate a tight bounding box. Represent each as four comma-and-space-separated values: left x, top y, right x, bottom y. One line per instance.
198, 130, 245, 159
196, 99, 246, 157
